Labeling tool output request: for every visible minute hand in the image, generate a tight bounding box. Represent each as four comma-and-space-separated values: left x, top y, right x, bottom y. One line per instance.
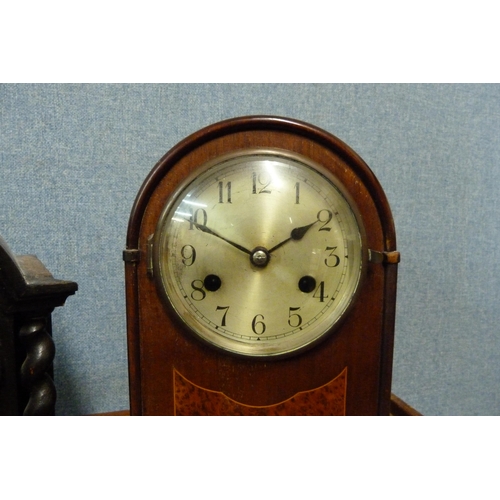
188, 220, 252, 256
268, 220, 319, 254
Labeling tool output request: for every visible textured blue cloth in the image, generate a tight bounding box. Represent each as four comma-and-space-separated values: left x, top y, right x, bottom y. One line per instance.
1, 83, 499, 415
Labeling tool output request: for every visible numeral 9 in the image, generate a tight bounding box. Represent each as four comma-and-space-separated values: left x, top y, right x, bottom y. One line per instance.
181, 245, 196, 266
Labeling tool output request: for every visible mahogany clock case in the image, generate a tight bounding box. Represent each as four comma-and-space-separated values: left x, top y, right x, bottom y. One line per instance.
124, 115, 398, 416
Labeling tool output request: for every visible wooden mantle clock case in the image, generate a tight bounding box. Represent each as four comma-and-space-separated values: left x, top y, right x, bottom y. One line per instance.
124, 116, 399, 416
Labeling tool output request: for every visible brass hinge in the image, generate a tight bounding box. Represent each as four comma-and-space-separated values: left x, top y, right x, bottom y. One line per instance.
368, 249, 401, 265
123, 248, 140, 263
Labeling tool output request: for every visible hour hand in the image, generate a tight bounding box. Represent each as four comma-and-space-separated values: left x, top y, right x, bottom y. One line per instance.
187, 220, 252, 255
268, 220, 318, 254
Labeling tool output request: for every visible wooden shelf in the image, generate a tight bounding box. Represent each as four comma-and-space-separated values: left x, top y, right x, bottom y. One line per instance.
91, 394, 421, 416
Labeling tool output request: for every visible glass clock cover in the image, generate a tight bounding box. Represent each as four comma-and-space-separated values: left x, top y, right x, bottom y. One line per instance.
153, 149, 366, 357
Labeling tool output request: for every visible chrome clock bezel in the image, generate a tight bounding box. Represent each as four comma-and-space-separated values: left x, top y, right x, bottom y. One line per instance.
152, 148, 367, 358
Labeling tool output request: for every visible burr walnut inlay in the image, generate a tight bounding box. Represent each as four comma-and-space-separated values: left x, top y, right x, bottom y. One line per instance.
173, 367, 347, 416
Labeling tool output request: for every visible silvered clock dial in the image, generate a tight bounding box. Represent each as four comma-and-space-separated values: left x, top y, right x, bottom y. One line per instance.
152, 148, 366, 357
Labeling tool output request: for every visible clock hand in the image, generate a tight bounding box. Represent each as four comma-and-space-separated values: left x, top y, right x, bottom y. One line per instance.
268, 220, 319, 254
187, 220, 253, 256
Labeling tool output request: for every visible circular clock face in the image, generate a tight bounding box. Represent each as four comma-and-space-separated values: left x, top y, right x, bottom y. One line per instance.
153, 148, 366, 357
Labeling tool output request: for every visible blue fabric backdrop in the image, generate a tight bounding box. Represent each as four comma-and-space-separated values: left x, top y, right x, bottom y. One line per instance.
1, 83, 499, 415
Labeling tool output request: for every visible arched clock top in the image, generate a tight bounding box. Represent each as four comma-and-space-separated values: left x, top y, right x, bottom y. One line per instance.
126, 116, 396, 253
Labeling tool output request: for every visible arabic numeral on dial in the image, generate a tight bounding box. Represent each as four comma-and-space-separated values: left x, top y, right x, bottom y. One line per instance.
218, 181, 232, 203
317, 209, 333, 231
313, 281, 329, 302
252, 172, 271, 194
288, 307, 302, 328
190, 280, 206, 301
324, 246, 340, 267
181, 245, 196, 266
188, 208, 208, 230
251, 314, 266, 335
216, 306, 229, 326
295, 182, 300, 204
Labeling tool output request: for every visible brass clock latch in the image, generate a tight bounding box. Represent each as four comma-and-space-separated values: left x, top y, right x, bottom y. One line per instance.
368, 249, 401, 265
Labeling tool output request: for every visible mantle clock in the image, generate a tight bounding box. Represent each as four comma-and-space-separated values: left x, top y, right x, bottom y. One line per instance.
124, 116, 399, 415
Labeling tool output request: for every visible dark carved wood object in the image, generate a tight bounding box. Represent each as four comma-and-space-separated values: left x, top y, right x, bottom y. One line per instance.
0, 235, 77, 415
